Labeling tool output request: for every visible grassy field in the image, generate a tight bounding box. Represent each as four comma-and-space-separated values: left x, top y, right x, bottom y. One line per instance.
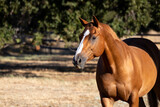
0, 50, 131, 107
0, 75, 100, 107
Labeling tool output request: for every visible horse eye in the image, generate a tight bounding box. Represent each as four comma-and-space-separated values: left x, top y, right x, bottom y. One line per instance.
92, 35, 96, 40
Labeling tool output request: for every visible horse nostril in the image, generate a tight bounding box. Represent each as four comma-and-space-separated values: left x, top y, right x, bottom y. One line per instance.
79, 59, 81, 64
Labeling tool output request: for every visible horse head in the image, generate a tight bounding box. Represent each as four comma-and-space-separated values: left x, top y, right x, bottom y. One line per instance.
73, 16, 105, 69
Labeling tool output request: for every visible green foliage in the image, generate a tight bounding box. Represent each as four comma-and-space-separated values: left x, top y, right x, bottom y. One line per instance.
148, 0, 160, 29
33, 32, 43, 46
105, 0, 152, 36
0, 25, 15, 49
0, 0, 159, 50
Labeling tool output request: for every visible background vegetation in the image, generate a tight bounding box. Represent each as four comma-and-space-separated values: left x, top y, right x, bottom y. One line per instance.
0, 0, 159, 50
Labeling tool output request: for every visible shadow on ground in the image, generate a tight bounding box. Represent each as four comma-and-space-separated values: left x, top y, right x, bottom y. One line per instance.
0, 62, 97, 78
0, 70, 44, 78
0, 57, 97, 79
0, 44, 99, 78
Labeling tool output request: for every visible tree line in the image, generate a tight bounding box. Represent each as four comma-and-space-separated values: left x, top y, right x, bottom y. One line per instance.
0, 0, 159, 49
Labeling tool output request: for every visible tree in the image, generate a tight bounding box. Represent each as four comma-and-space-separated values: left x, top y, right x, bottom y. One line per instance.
0, 0, 159, 50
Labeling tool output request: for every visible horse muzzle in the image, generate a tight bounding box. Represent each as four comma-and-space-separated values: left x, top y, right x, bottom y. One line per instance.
73, 54, 87, 69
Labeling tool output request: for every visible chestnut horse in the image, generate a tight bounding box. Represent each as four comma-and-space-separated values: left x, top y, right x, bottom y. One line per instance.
73, 16, 159, 107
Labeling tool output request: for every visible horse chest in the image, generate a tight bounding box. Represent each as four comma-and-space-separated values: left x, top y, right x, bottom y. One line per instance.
96, 73, 131, 101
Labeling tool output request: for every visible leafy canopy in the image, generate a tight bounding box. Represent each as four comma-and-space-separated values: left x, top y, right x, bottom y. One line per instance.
0, 0, 159, 49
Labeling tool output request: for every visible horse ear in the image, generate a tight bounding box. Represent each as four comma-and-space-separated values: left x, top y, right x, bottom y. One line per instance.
79, 18, 88, 26
93, 16, 99, 27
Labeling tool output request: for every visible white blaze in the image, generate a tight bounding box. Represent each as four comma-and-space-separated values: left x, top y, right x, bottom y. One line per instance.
75, 30, 90, 56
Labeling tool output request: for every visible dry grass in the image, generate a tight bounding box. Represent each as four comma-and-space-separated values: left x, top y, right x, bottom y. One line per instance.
0, 45, 157, 107
0, 74, 101, 107
0, 73, 132, 107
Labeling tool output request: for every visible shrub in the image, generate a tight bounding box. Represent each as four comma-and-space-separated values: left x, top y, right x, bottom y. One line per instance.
0, 25, 15, 49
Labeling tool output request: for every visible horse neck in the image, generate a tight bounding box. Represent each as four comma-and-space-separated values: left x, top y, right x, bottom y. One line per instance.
100, 24, 128, 73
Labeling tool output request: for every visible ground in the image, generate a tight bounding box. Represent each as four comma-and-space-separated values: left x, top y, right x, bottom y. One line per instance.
0, 49, 131, 107
0, 40, 157, 107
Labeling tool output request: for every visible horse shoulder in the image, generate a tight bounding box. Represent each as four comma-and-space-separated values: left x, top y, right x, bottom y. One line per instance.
96, 57, 117, 98
96, 56, 132, 101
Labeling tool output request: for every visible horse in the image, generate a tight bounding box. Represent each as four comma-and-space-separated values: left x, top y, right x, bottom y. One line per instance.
73, 16, 159, 107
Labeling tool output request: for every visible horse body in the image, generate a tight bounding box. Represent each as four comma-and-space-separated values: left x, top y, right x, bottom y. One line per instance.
73, 16, 159, 107
96, 25, 157, 106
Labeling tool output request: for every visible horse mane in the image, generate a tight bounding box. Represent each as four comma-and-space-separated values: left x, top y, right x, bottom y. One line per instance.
99, 23, 119, 40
